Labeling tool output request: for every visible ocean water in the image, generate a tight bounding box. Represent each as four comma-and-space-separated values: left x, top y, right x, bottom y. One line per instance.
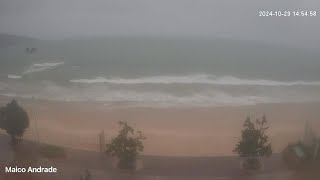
1, 37, 320, 107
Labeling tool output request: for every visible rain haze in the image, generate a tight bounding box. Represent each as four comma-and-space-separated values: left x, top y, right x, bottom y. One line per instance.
0, 0, 319, 47
0, 1, 320, 179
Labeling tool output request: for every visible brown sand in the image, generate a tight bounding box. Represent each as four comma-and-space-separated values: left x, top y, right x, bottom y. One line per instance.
0, 96, 319, 156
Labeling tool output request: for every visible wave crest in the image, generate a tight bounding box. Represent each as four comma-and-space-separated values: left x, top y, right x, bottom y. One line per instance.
23, 62, 64, 74
70, 74, 320, 86
8, 75, 22, 79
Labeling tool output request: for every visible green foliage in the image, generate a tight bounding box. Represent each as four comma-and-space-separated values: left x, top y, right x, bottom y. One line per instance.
234, 115, 272, 158
0, 99, 29, 145
282, 142, 320, 170
39, 144, 66, 159
106, 121, 145, 169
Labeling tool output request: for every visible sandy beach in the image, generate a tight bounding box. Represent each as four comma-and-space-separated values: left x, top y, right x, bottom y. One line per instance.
0, 95, 319, 157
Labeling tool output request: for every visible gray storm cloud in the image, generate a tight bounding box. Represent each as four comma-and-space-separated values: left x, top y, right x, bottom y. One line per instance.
0, 0, 319, 47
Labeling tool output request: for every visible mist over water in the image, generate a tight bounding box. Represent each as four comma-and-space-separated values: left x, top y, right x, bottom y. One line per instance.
1, 38, 320, 107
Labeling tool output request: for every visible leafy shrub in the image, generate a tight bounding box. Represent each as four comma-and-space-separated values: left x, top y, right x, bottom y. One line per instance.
0, 100, 29, 145
234, 116, 272, 170
106, 121, 145, 169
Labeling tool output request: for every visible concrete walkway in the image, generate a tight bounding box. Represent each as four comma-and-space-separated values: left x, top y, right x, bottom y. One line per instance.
0, 134, 296, 180
37, 148, 292, 180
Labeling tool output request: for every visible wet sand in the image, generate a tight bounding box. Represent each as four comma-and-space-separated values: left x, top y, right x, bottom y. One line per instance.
0, 95, 319, 156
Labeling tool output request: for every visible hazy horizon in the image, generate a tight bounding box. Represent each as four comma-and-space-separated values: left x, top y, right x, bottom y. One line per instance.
0, 1, 320, 179
0, 0, 319, 48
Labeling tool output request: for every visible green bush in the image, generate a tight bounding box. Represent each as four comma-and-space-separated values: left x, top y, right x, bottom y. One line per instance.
106, 121, 145, 169
0, 99, 29, 145
234, 116, 272, 170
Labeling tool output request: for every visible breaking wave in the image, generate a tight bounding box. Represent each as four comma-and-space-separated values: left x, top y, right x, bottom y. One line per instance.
1, 79, 319, 108
70, 74, 320, 86
0, 88, 276, 107
23, 62, 64, 74
8, 75, 22, 79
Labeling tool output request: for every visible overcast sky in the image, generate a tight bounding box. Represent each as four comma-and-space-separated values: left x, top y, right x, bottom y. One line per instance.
0, 0, 319, 46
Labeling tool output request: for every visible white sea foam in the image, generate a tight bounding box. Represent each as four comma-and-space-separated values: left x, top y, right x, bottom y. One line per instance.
23, 62, 64, 74
3, 75, 320, 108
70, 74, 320, 86
0, 80, 278, 107
33, 62, 65, 67
7, 75, 22, 79
0, 89, 275, 107
3, 81, 320, 107
95, 91, 276, 107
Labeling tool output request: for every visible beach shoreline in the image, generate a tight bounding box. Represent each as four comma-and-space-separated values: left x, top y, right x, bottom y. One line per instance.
0, 95, 319, 157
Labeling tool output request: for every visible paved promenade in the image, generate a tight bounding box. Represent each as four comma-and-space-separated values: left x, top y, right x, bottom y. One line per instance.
0, 134, 308, 180
38, 148, 293, 180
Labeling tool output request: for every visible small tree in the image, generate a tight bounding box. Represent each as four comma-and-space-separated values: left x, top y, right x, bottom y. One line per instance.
1, 100, 29, 145
233, 115, 272, 169
106, 121, 145, 169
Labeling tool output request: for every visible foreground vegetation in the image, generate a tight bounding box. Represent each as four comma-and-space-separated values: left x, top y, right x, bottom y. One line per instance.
0, 99, 29, 145
234, 115, 272, 170
106, 121, 146, 169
